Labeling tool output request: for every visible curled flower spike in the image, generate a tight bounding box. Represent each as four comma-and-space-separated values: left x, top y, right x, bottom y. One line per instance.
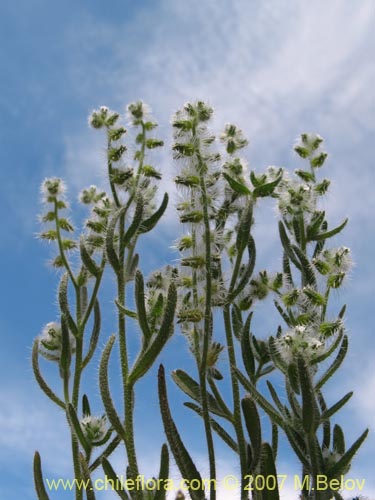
38, 322, 76, 362
127, 101, 152, 125
41, 178, 66, 203
79, 185, 106, 205
88, 106, 119, 129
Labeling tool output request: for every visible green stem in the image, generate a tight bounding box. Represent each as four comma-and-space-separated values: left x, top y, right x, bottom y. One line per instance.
223, 305, 248, 499
54, 200, 77, 289
197, 156, 216, 500
107, 133, 121, 208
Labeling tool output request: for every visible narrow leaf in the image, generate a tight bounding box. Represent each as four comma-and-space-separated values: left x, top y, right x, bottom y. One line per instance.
99, 335, 127, 442
32, 340, 65, 409
134, 270, 152, 345
279, 221, 301, 270
259, 443, 280, 500
80, 236, 100, 277
320, 392, 353, 421
154, 444, 169, 500
172, 369, 230, 420
106, 206, 127, 273
327, 429, 369, 479
82, 299, 101, 369
315, 335, 348, 390
235, 368, 284, 428
333, 424, 345, 455
297, 356, 319, 435
139, 192, 169, 233
184, 402, 238, 453
128, 282, 176, 384
122, 195, 144, 248
223, 173, 251, 195
67, 403, 90, 455
82, 394, 91, 416
158, 365, 205, 500
242, 396, 262, 469
58, 273, 78, 336
33, 452, 50, 500
79, 453, 96, 500
312, 218, 348, 241
101, 458, 129, 500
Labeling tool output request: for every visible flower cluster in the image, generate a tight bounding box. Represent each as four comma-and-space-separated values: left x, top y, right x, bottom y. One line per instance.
313, 246, 353, 288
277, 324, 325, 363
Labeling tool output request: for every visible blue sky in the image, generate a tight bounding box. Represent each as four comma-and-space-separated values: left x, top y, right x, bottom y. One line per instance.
0, 1, 374, 499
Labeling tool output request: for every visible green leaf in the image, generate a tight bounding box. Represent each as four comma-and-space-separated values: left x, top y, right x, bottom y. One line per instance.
311, 330, 344, 365
115, 300, 137, 320
89, 435, 121, 472
79, 453, 96, 500
58, 273, 78, 336
273, 300, 292, 327
101, 458, 129, 500
271, 422, 278, 461
67, 403, 91, 455
184, 402, 238, 453
125, 252, 139, 282
158, 365, 205, 500
122, 195, 144, 248
259, 443, 280, 500
235, 368, 284, 428
172, 369, 230, 420
134, 270, 152, 345
253, 170, 282, 197
223, 173, 251, 195
315, 335, 348, 390
241, 313, 255, 380
82, 394, 91, 416
327, 429, 369, 479
80, 236, 101, 277
139, 193, 169, 233
231, 303, 243, 340
297, 356, 319, 435
33, 452, 50, 500
306, 211, 326, 241
106, 206, 127, 274
269, 336, 288, 373
266, 381, 286, 415
278, 221, 301, 270
312, 218, 348, 241
231, 236, 256, 299
32, 340, 65, 409
128, 282, 176, 384
292, 244, 317, 287
242, 396, 261, 469
154, 444, 169, 500
320, 392, 353, 421
333, 424, 345, 455
82, 300, 101, 369
99, 335, 127, 442
237, 203, 254, 252
288, 362, 300, 395
59, 314, 71, 378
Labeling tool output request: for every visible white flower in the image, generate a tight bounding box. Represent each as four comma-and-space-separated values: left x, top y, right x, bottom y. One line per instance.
277, 324, 325, 363
38, 322, 76, 361
80, 415, 108, 444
